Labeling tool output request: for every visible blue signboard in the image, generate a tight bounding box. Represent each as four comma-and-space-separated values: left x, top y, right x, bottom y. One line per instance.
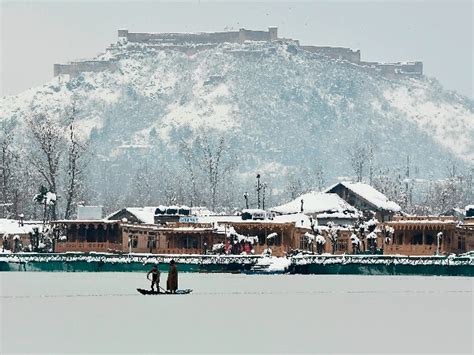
179, 216, 199, 223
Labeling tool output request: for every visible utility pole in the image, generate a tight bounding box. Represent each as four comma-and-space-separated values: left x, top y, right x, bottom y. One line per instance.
405, 155, 410, 210
256, 174, 261, 209
369, 146, 374, 185
262, 183, 267, 210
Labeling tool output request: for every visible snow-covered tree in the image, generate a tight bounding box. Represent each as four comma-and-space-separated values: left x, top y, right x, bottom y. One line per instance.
26, 113, 65, 220
350, 232, 361, 254
34, 185, 57, 223
326, 222, 339, 254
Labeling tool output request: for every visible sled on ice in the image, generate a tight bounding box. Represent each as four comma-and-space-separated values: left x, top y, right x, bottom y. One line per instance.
136, 288, 192, 295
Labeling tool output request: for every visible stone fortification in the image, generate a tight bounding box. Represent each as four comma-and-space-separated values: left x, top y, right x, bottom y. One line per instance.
53, 27, 423, 78
301, 46, 361, 63
118, 27, 278, 44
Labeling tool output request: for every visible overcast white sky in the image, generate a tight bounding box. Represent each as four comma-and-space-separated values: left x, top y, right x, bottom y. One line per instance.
1, 0, 472, 98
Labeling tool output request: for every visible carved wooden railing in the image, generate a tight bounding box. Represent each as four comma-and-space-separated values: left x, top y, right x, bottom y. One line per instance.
55, 242, 122, 253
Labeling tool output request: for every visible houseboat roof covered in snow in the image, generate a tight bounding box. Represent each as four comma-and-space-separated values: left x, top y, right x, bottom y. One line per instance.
325, 182, 401, 213
270, 192, 359, 216
106, 207, 157, 224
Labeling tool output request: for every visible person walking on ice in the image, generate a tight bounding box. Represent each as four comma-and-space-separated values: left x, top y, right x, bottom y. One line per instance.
147, 264, 160, 292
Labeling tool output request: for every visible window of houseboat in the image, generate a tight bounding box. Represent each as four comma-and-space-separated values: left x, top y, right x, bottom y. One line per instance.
412, 233, 423, 245
155, 207, 166, 215
337, 239, 347, 252
425, 234, 434, 245
396, 233, 403, 245
267, 233, 282, 246
178, 235, 198, 249
129, 235, 138, 248
178, 208, 190, 216
147, 235, 156, 248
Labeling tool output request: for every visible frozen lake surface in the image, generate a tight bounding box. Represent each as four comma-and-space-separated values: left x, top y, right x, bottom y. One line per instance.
1, 273, 472, 354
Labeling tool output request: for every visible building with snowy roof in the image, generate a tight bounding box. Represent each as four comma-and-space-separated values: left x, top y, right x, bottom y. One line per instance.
0, 219, 44, 253
106, 207, 157, 224
325, 182, 401, 222
106, 205, 218, 225
270, 191, 360, 226
383, 215, 474, 256
52, 209, 317, 256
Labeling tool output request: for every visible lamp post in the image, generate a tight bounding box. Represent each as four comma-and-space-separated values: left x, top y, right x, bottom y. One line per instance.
243, 192, 249, 209
256, 174, 261, 209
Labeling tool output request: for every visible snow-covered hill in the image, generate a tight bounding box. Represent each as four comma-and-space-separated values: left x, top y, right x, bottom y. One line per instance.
1, 40, 473, 209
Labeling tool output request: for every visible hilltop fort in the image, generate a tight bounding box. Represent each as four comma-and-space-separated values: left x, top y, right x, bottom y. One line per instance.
54, 27, 422, 79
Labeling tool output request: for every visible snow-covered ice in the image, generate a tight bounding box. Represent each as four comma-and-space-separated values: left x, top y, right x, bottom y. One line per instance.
0, 273, 472, 354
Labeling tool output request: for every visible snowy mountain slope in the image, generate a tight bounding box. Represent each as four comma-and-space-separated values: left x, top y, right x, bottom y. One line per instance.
0, 40, 473, 207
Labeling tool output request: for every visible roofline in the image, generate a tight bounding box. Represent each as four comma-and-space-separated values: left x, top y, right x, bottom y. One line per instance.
52, 220, 120, 224
327, 181, 400, 212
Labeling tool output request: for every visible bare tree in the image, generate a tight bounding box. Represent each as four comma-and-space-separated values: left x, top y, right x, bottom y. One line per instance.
180, 134, 235, 211
26, 113, 65, 220
446, 158, 457, 179
372, 166, 410, 211
63, 104, 88, 219
179, 141, 202, 206
0, 121, 17, 218
348, 142, 372, 183
285, 173, 303, 199
314, 163, 325, 192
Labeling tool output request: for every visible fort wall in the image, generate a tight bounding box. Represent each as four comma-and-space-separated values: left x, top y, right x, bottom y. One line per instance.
301, 45, 361, 63
118, 27, 277, 44
53, 28, 423, 78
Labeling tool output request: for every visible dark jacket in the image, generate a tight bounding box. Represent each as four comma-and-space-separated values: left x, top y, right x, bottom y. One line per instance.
147, 268, 160, 281
167, 264, 178, 291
